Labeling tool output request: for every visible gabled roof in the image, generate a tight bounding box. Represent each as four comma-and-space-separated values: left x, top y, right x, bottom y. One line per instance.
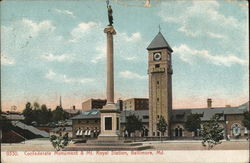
147, 32, 173, 52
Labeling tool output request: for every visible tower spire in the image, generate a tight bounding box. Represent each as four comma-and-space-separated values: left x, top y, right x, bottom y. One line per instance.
59, 96, 62, 108
158, 24, 161, 33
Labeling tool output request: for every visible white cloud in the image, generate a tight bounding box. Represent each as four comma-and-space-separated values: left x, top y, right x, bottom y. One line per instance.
70, 22, 98, 42
22, 18, 55, 37
119, 32, 142, 42
54, 9, 75, 18
122, 56, 137, 61
119, 70, 146, 79
45, 70, 94, 84
1, 53, 15, 65
41, 53, 79, 62
173, 44, 247, 66
206, 32, 226, 39
159, 1, 243, 39
91, 44, 106, 63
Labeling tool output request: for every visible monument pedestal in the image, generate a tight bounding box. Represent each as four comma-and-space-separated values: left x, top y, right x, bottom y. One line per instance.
98, 104, 120, 141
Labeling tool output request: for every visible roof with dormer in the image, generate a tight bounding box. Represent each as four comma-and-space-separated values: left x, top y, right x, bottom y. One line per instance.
147, 32, 173, 52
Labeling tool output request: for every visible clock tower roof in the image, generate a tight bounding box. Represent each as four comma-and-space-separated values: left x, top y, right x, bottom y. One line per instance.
147, 32, 173, 52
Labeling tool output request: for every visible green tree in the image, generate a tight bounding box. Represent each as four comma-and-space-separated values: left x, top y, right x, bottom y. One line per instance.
242, 111, 250, 130
50, 133, 70, 151
201, 115, 224, 149
31, 102, 42, 125
33, 102, 40, 110
184, 113, 201, 136
157, 116, 168, 141
52, 106, 69, 122
22, 102, 34, 125
125, 114, 143, 137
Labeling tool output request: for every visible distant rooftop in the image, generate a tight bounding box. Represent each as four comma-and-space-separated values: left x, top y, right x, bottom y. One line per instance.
70, 102, 249, 123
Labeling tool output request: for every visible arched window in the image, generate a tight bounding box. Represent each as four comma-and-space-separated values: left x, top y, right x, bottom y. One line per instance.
231, 123, 241, 136
179, 128, 183, 137
175, 128, 178, 137
174, 125, 183, 137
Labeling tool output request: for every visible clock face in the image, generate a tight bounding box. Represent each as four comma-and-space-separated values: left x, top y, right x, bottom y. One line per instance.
153, 52, 161, 61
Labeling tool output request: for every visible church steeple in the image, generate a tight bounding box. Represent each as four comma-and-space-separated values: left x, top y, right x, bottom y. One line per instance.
59, 96, 62, 108
147, 32, 173, 52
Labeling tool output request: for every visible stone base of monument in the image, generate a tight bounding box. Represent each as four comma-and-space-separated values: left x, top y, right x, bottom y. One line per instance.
63, 139, 152, 151
97, 135, 119, 141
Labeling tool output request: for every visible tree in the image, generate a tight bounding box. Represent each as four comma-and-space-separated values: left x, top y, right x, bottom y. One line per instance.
184, 113, 201, 136
242, 111, 250, 130
50, 133, 70, 151
52, 106, 68, 122
157, 116, 168, 141
125, 114, 143, 137
201, 115, 224, 149
22, 102, 34, 125
33, 102, 40, 110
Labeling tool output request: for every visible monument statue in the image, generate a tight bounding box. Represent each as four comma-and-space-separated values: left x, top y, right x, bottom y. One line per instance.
107, 0, 113, 26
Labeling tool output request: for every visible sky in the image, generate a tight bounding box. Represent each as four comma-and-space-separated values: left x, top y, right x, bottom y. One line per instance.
1, 0, 249, 111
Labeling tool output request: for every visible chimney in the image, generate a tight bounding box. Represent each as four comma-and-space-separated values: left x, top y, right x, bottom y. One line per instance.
207, 98, 212, 109
72, 105, 76, 110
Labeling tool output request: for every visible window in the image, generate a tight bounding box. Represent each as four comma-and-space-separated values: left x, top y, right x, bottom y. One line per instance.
157, 98, 159, 101
143, 116, 149, 119
153, 132, 155, 136
105, 117, 112, 130
155, 64, 160, 68
116, 118, 119, 130
175, 126, 183, 137
157, 132, 160, 136
157, 81, 159, 84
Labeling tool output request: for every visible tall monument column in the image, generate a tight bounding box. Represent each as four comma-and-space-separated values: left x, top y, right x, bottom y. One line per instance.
98, 3, 120, 141
105, 27, 116, 104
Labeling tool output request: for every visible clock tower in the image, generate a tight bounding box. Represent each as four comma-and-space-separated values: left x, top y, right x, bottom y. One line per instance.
147, 32, 173, 137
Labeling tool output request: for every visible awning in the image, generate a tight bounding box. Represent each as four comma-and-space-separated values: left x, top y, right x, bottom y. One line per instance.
79, 130, 83, 136
76, 130, 80, 136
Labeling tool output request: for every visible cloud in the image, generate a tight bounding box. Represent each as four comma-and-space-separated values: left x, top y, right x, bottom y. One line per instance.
54, 9, 75, 18
159, 1, 243, 39
119, 32, 142, 42
70, 22, 98, 42
206, 32, 226, 39
1, 53, 15, 65
173, 44, 247, 66
41, 53, 79, 62
122, 56, 137, 61
22, 18, 55, 37
91, 43, 106, 63
45, 70, 94, 84
119, 70, 146, 79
